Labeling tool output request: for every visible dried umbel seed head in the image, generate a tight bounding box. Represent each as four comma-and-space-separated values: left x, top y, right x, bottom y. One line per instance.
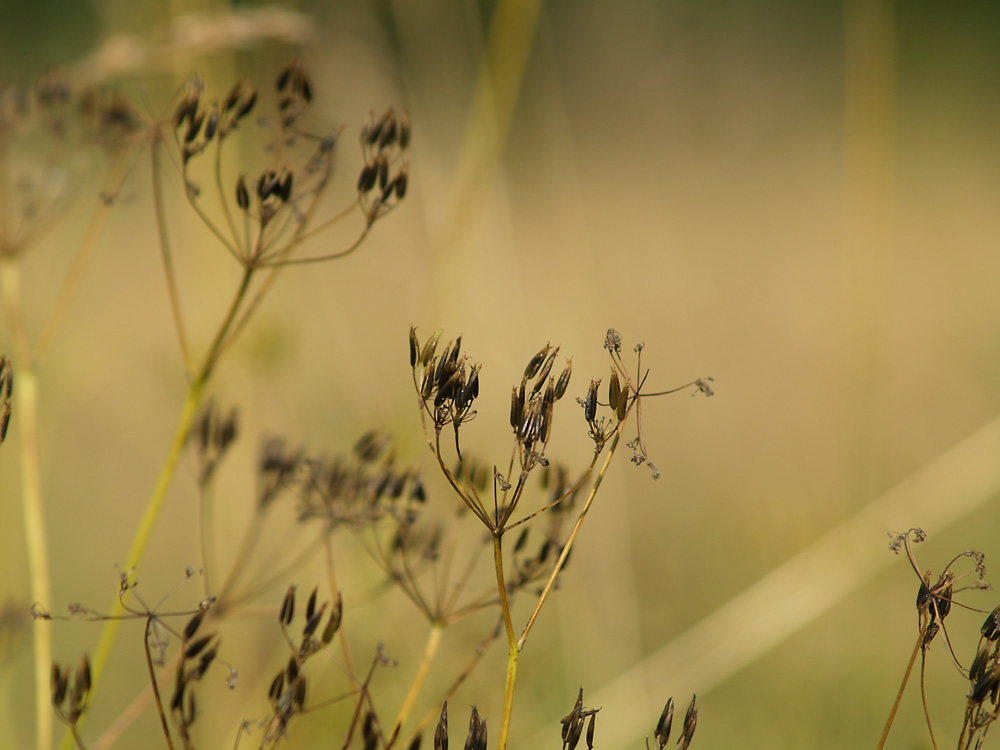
678, 694, 698, 750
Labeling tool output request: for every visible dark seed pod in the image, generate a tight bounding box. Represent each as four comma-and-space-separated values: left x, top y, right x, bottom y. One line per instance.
655, 697, 673, 746
449, 336, 462, 364
292, 677, 306, 711
434, 702, 448, 750
678, 694, 697, 750
524, 345, 548, 379
509, 387, 522, 431
184, 611, 204, 640
203, 102, 219, 141
395, 168, 408, 199
971, 666, 1000, 705
532, 350, 558, 394
399, 110, 411, 149
305, 587, 317, 623
434, 345, 453, 387
235, 87, 257, 120
616, 384, 629, 421
608, 371, 621, 411
184, 109, 205, 144
982, 605, 1000, 641
173, 93, 199, 129
276, 64, 293, 93
420, 366, 436, 400
554, 361, 572, 400
321, 593, 343, 644
278, 171, 293, 202
584, 380, 599, 424
197, 645, 218, 678
223, 80, 245, 112
300, 75, 312, 103
280, 585, 296, 625
184, 634, 214, 659
269, 671, 285, 702
409, 327, 419, 367
970, 641, 990, 681
377, 154, 389, 191
77, 655, 91, 695
303, 603, 326, 637
408, 734, 422, 750
51, 664, 68, 707
235, 176, 249, 210
420, 331, 442, 367
586, 712, 596, 749
0, 403, 10, 443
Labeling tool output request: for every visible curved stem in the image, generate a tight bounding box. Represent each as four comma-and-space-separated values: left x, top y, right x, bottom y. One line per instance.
517, 423, 624, 650
1, 258, 52, 750
144, 617, 175, 750
152, 137, 194, 377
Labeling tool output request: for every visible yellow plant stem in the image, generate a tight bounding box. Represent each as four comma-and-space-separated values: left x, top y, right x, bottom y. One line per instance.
1, 258, 53, 750
85, 378, 203, 698
494, 533, 518, 750
391, 622, 445, 746
877, 622, 925, 750
518, 424, 623, 650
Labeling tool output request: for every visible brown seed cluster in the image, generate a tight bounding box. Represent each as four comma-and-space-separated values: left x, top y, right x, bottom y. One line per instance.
191, 400, 239, 486
50, 655, 91, 729
357, 107, 410, 226
410, 329, 482, 432
267, 585, 343, 738
296, 430, 425, 528
171, 610, 221, 745
173, 77, 258, 164
560, 688, 599, 750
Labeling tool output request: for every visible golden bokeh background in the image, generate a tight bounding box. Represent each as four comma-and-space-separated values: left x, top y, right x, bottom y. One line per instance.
3, 1, 1000, 748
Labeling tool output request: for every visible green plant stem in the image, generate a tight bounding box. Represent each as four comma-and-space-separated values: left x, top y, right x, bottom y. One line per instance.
390, 622, 444, 746
494, 533, 518, 750
79, 264, 255, 749
0, 258, 53, 750
877, 623, 924, 750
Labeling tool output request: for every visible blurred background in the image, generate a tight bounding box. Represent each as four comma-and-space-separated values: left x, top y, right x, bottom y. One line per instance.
2, 1, 1000, 748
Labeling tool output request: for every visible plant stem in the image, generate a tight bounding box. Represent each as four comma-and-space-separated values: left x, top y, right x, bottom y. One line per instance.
83, 376, 204, 724
877, 623, 924, 750
518, 424, 623, 650
494, 533, 518, 750
144, 617, 175, 750
390, 622, 444, 746
0, 257, 52, 750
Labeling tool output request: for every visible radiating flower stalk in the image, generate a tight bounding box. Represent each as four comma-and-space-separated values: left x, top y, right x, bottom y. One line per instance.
408, 326, 711, 749
878, 528, 1000, 750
